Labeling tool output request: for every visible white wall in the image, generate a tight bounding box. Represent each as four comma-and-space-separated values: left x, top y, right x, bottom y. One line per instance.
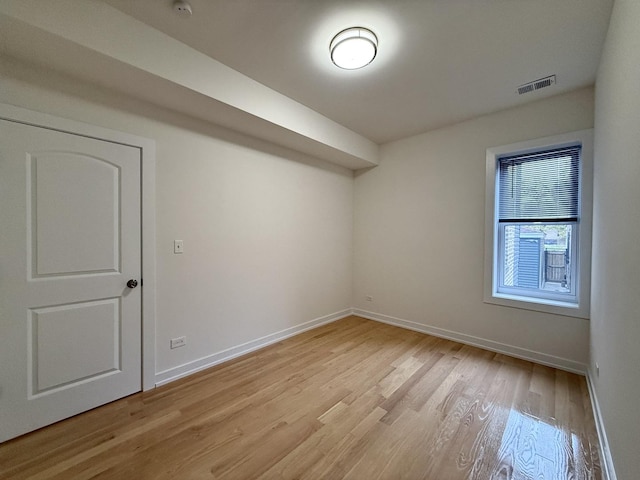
0, 58, 354, 379
591, 1, 640, 478
354, 88, 594, 369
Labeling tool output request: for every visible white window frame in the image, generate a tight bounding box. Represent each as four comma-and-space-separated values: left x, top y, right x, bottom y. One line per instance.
484, 130, 593, 319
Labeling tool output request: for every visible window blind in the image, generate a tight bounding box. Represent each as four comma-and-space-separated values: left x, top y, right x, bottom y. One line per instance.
498, 146, 580, 223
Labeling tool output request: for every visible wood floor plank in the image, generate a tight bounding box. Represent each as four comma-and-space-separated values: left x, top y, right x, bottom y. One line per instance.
0, 316, 601, 480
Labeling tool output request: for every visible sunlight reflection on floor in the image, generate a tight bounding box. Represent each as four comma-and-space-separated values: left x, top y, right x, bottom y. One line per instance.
496, 408, 585, 479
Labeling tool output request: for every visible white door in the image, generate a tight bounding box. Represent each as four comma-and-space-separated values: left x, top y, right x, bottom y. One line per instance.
0, 119, 142, 443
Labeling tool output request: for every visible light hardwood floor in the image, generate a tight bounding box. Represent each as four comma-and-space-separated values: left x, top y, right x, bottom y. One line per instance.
0, 316, 601, 479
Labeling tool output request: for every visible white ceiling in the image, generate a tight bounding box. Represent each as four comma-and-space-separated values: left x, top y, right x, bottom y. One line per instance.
102, 0, 612, 144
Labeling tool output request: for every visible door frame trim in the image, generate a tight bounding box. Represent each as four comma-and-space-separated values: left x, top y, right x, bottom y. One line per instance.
0, 103, 157, 391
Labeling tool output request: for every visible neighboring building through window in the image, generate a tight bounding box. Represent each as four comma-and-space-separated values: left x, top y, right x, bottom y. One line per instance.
484, 131, 593, 318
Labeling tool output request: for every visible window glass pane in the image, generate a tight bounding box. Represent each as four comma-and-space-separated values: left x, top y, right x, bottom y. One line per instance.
500, 224, 573, 295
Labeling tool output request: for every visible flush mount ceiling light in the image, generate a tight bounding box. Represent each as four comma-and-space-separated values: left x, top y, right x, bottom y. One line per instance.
330, 27, 378, 70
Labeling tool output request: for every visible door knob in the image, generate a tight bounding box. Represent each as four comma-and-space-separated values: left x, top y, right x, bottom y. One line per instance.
127, 279, 138, 289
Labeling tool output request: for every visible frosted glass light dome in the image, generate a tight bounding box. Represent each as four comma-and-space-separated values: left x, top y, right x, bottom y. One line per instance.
330, 27, 378, 70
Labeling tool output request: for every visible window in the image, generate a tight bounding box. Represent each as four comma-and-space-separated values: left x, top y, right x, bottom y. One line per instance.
484, 131, 592, 318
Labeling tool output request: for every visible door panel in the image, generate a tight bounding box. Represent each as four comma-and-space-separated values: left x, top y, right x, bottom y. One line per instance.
0, 119, 142, 443
30, 298, 121, 394
31, 152, 121, 276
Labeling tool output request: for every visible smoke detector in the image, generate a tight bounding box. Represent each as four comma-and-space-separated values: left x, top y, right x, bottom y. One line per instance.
517, 75, 556, 95
173, 0, 192, 16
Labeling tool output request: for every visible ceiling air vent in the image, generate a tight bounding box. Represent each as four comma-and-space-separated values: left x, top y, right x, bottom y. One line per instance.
517, 75, 556, 95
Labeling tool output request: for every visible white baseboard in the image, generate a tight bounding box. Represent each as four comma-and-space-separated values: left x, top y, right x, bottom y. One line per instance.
352, 308, 587, 375
154, 309, 352, 386
156, 307, 587, 383
586, 372, 617, 480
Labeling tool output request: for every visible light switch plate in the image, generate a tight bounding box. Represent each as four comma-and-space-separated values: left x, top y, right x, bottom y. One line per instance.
174, 240, 184, 254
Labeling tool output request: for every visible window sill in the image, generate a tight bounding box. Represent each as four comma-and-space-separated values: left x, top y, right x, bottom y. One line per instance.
484, 292, 589, 319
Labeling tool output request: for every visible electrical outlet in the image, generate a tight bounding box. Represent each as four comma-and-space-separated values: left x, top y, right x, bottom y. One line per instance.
170, 336, 186, 349
365, 295, 373, 302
